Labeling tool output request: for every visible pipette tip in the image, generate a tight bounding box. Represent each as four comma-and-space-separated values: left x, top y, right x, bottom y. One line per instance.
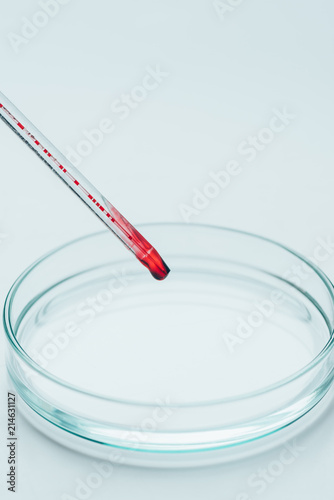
139, 248, 170, 281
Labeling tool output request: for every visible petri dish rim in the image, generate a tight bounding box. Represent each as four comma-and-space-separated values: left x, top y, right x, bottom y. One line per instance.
3, 222, 334, 408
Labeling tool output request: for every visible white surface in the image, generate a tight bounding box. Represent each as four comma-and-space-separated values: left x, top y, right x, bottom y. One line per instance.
0, 0, 334, 498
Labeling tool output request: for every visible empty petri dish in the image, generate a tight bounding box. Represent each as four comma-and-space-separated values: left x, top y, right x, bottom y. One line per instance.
3, 224, 334, 467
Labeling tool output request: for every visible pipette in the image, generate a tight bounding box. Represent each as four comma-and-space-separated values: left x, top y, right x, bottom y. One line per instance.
0, 91, 170, 280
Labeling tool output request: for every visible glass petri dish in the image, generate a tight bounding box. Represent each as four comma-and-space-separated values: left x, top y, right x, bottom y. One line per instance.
3, 224, 334, 467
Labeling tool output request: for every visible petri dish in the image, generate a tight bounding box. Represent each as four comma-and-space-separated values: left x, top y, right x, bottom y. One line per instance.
3, 224, 334, 467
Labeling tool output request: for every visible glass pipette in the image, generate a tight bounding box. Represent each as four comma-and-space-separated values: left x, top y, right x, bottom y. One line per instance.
0, 91, 170, 281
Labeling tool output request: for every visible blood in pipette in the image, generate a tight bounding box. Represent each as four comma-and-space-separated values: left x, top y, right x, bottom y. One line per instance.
112, 209, 170, 280
103, 199, 170, 281
137, 247, 170, 281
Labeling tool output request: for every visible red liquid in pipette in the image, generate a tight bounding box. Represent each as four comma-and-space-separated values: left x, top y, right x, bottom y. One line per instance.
105, 210, 170, 280
140, 252, 170, 281
116, 215, 170, 281
128, 228, 170, 281
103, 202, 170, 280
